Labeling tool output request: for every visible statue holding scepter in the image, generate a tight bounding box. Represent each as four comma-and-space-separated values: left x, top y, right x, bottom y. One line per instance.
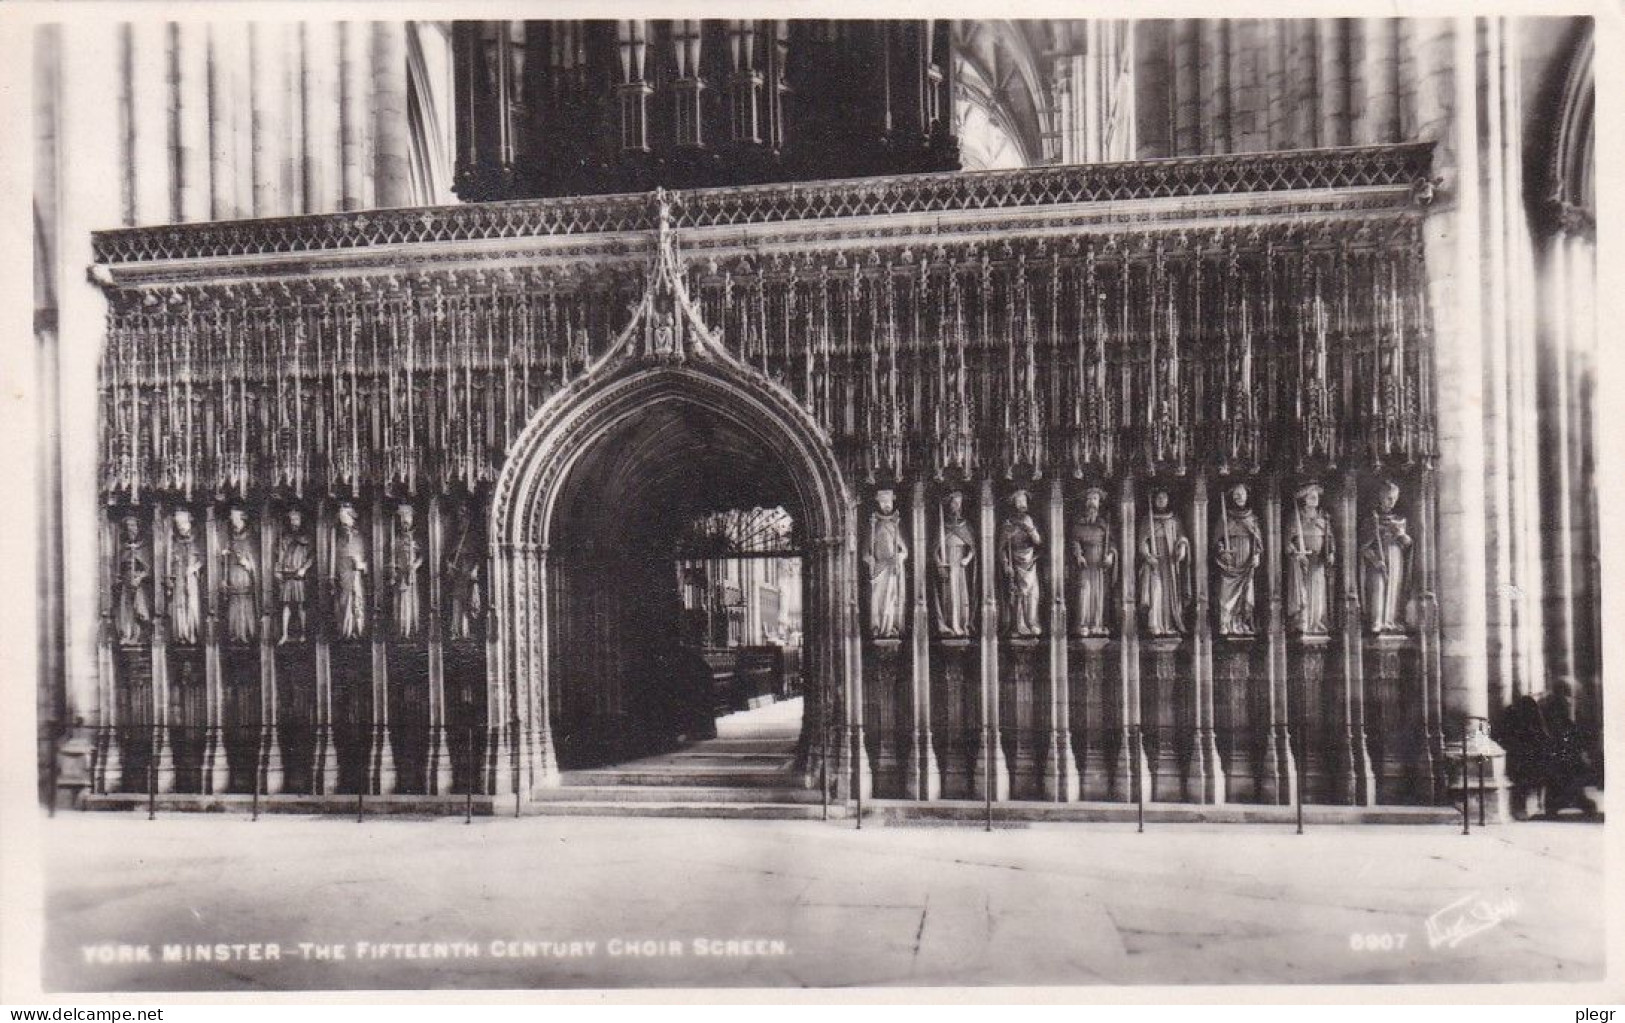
1138, 489, 1189, 637
864, 489, 907, 639
1286, 482, 1335, 636
998, 489, 1043, 638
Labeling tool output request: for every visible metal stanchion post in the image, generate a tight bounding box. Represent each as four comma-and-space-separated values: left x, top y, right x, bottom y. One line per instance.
357, 732, 366, 823
47, 725, 59, 819
1135, 729, 1146, 833
253, 730, 262, 822
820, 730, 829, 821
465, 723, 473, 825
1461, 728, 1470, 836
1295, 727, 1305, 836
1477, 755, 1486, 828
147, 731, 157, 822
854, 729, 863, 831
984, 725, 994, 834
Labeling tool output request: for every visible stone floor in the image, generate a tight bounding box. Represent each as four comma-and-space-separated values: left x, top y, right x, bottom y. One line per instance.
560, 697, 802, 789
715, 696, 803, 739
39, 809, 1605, 992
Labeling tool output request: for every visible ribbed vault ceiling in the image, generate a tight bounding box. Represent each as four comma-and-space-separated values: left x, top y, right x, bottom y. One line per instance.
552, 400, 802, 561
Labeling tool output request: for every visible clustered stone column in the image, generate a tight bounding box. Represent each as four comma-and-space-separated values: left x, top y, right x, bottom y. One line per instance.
1536, 212, 1598, 729
91, 21, 432, 226
1136, 18, 1406, 159
1531, 22, 1598, 754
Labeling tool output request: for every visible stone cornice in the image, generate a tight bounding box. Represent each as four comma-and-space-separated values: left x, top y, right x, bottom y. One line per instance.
92, 190, 1423, 293
91, 143, 1434, 287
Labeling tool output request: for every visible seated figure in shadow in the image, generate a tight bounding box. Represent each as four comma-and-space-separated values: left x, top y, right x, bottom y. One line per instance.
1539, 692, 1599, 818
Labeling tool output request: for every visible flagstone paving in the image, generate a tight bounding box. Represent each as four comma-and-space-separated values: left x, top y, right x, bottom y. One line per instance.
35, 810, 1606, 992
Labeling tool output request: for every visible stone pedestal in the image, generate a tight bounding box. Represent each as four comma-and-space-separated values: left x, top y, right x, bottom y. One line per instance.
261, 726, 285, 795
374, 724, 397, 796
153, 727, 175, 794
1044, 729, 1081, 802
971, 726, 1011, 801
430, 726, 455, 795
55, 730, 96, 810
1446, 716, 1510, 824
315, 726, 339, 795
206, 727, 231, 795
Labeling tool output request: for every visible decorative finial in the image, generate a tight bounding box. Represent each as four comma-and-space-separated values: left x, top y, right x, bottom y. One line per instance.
653, 186, 672, 240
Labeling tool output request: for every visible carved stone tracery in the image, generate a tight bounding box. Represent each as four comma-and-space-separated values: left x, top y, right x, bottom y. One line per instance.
90, 145, 1442, 807
97, 226, 1433, 501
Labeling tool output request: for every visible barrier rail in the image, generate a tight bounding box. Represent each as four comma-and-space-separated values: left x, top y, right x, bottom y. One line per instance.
87, 713, 1471, 829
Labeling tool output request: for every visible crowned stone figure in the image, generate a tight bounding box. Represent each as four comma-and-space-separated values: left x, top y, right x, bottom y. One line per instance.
393, 504, 424, 640
166, 509, 204, 645
864, 489, 907, 639
1068, 487, 1116, 637
1287, 482, 1336, 636
1138, 489, 1190, 637
999, 490, 1043, 638
445, 504, 484, 641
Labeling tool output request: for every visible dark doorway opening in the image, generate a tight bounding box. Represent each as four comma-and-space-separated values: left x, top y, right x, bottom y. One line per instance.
548, 400, 808, 775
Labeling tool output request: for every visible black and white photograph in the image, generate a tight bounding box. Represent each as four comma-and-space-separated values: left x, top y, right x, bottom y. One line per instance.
2, 2, 1618, 1005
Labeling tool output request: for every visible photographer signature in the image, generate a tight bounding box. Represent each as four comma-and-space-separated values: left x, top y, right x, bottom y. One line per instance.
1425, 891, 1519, 950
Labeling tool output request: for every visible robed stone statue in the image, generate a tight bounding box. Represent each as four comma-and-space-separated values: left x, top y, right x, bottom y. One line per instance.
1214, 484, 1262, 636
166, 509, 204, 645
221, 507, 258, 644
1286, 482, 1336, 636
445, 504, 484, 641
114, 515, 151, 645
934, 490, 975, 637
275, 508, 313, 644
393, 504, 424, 640
1068, 487, 1116, 637
1360, 480, 1412, 634
864, 489, 907, 639
1138, 489, 1190, 637
333, 503, 369, 640
999, 490, 1043, 638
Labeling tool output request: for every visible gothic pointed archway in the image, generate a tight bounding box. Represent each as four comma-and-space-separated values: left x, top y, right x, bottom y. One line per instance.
489, 365, 855, 797
486, 197, 857, 799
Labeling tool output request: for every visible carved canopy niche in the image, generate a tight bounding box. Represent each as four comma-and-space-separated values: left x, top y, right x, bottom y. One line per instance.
92, 142, 1438, 505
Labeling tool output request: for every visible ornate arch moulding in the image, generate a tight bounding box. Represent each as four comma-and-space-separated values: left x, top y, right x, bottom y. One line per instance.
485, 189, 855, 792
90, 143, 1436, 289
1540, 22, 1594, 239
489, 184, 852, 552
